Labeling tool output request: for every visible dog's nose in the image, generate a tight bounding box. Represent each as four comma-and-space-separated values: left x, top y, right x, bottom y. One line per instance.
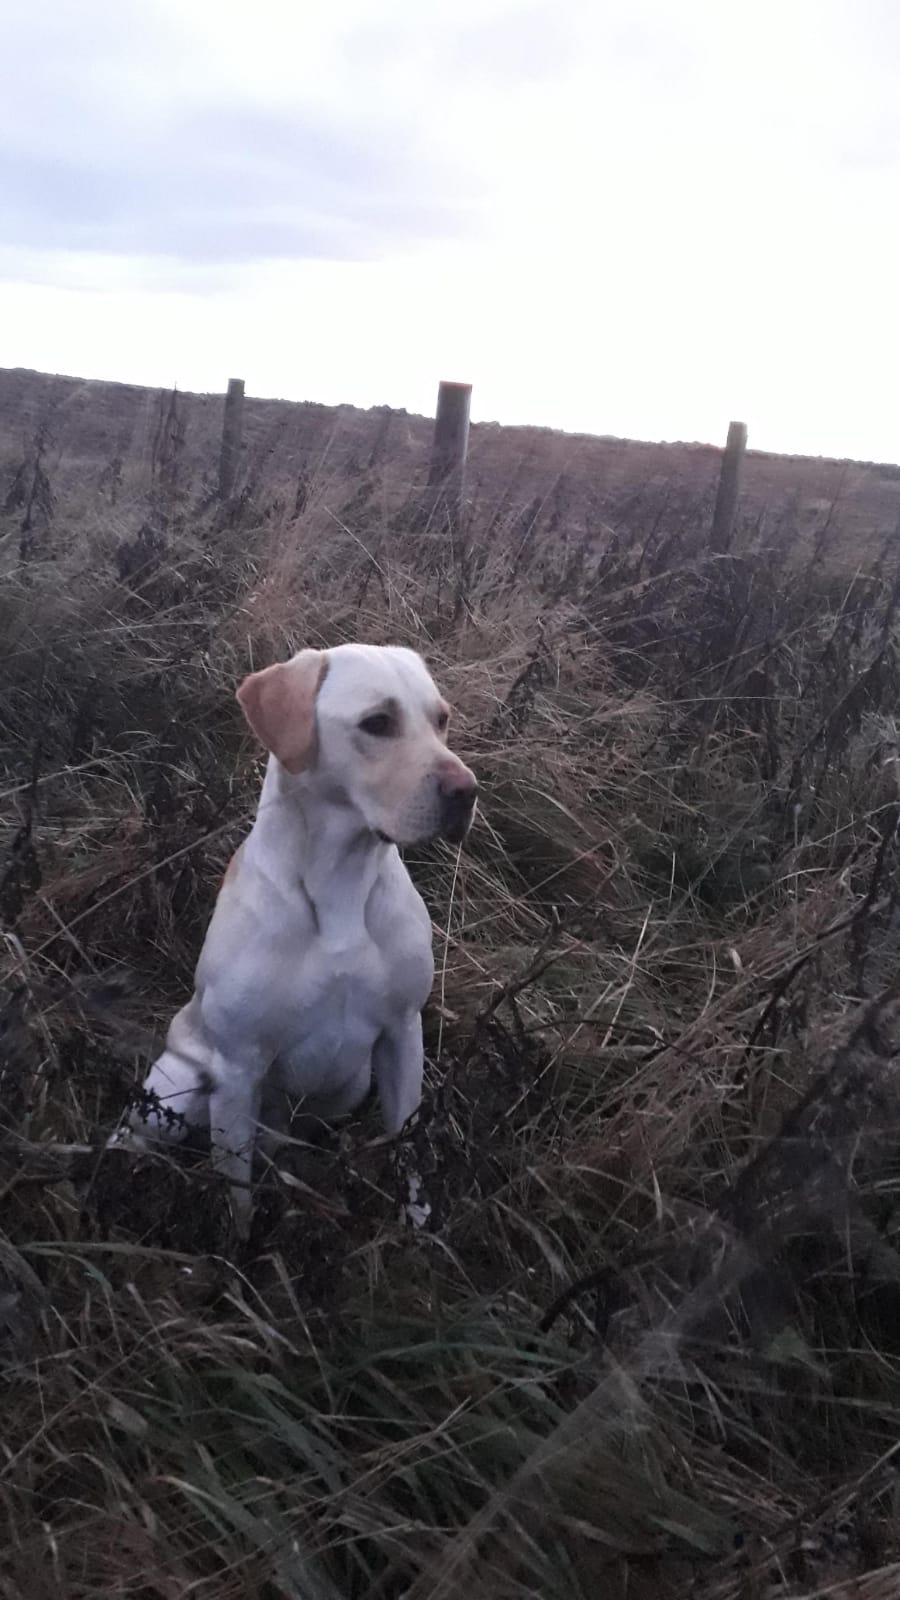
443, 781, 478, 814
438, 761, 478, 841
438, 760, 478, 805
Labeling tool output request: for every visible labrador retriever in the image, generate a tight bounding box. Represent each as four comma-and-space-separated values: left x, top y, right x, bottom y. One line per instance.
112, 643, 477, 1236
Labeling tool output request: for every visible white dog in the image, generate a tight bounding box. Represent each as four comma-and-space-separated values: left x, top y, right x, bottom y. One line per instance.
114, 643, 477, 1236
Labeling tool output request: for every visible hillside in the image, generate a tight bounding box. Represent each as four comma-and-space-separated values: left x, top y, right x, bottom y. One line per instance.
1, 365, 899, 562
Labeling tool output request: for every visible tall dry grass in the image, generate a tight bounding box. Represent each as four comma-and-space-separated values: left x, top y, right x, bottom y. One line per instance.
2, 436, 900, 1599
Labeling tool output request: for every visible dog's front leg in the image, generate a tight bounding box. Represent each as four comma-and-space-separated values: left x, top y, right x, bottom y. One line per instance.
372, 1012, 425, 1136
207, 1053, 267, 1241
373, 1013, 431, 1229
112, 999, 212, 1149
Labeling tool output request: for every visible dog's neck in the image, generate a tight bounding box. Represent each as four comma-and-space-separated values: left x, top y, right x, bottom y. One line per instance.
245, 757, 390, 940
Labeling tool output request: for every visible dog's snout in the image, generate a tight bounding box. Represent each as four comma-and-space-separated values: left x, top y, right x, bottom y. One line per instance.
443, 783, 478, 814
437, 759, 478, 842
438, 757, 477, 803
440, 768, 477, 799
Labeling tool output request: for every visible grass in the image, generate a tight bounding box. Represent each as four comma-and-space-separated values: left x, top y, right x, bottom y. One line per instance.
2, 416, 900, 1598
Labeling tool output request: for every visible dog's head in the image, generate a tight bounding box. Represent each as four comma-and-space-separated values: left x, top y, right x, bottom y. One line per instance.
236, 644, 477, 845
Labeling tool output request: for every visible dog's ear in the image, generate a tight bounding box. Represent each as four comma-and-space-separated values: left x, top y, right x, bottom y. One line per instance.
236, 650, 330, 773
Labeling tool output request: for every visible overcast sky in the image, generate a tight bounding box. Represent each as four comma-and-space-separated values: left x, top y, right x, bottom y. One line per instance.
1, 0, 898, 461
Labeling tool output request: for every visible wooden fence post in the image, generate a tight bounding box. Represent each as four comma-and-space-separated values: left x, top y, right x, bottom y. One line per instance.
711, 420, 747, 553
426, 380, 471, 531
219, 378, 245, 500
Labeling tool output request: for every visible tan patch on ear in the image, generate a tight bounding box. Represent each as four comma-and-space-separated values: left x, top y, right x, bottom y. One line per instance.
236, 650, 329, 772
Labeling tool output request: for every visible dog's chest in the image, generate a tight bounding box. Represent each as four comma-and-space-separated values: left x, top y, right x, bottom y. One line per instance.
271, 924, 427, 1086
275, 860, 430, 1001
202, 853, 433, 1087
275, 942, 380, 1056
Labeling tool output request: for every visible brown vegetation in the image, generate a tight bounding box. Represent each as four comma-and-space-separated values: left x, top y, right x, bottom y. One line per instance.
2, 368, 900, 1598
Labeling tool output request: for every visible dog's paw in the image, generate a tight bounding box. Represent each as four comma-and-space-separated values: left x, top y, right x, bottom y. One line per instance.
401, 1170, 432, 1230
106, 1123, 150, 1154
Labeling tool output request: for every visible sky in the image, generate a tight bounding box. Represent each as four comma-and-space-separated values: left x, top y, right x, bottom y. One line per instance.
1, 0, 898, 462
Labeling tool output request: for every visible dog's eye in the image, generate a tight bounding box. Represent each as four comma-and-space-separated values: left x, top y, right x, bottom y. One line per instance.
436, 709, 450, 732
359, 713, 393, 737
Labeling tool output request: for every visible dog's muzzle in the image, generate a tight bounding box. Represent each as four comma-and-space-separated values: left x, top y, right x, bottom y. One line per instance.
439, 772, 478, 844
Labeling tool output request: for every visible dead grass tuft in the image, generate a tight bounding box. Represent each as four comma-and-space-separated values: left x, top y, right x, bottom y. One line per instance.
2, 432, 900, 1598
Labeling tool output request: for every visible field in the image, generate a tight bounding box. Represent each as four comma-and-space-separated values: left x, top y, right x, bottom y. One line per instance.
2, 367, 900, 1598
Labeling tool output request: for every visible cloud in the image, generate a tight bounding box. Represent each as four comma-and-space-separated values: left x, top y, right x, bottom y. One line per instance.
10, 0, 894, 286
0, 0, 494, 278
0, 105, 479, 267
